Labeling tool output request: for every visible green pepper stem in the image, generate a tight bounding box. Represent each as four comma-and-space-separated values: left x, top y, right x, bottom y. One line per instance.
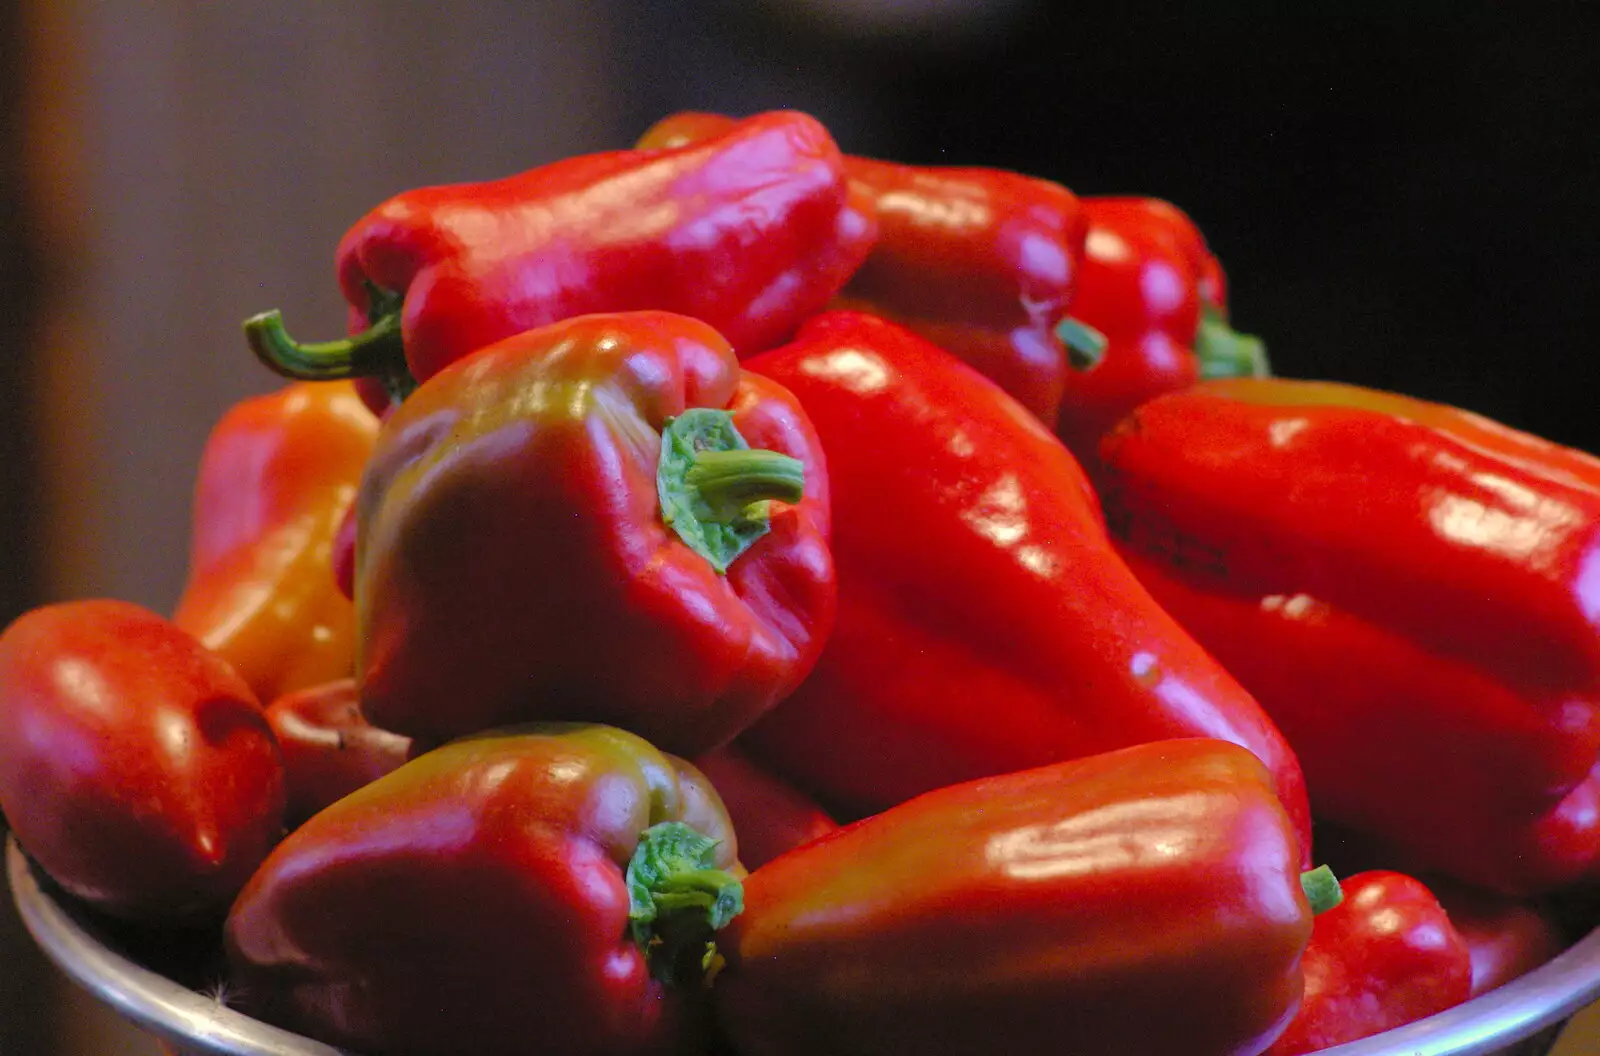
1300, 865, 1343, 915
685, 449, 805, 517
657, 408, 806, 574
1194, 305, 1271, 379
244, 307, 408, 384
626, 822, 744, 986
1056, 316, 1109, 371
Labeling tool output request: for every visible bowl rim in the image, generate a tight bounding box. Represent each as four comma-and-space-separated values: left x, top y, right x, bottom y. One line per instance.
7, 836, 346, 1055
9, 833, 1600, 1056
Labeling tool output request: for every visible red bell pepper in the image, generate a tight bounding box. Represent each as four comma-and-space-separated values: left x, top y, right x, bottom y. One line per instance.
638, 110, 1094, 427
692, 745, 837, 869
1054, 197, 1266, 465
224, 724, 742, 1056
355, 311, 834, 755
830, 158, 1090, 428
0, 600, 284, 923
262, 678, 412, 826
173, 380, 378, 702
1098, 377, 1600, 894
1264, 871, 1473, 1055
740, 311, 1310, 856
246, 110, 875, 413
716, 738, 1328, 1056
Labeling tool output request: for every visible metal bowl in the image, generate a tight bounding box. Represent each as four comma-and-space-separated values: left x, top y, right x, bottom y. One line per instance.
9, 835, 1600, 1056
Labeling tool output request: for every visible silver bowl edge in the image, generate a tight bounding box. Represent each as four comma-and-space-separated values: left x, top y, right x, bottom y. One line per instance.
10, 834, 1600, 1056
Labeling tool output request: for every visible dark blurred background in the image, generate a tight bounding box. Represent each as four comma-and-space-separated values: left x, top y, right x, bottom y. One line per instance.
2, 2, 1597, 1052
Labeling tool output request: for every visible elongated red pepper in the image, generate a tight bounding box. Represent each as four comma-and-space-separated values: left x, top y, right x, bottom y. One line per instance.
716, 738, 1324, 1056
693, 745, 837, 869
173, 380, 378, 702
262, 678, 412, 826
1098, 377, 1600, 894
247, 110, 876, 411
740, 311, 1310, 856
0, 600, 284, 923
225, 724, 742, 1056
1265, 871, 1473, 1055
1054, 197, 1266, 464
638, 110, 1092, 426
355, 311, 834, 756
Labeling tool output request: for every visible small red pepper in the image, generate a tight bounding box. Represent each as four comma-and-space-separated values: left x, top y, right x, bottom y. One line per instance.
0, 600, 284, 923
692, 745, 837, 869
355, 311, 834, 756
1428, 877, 1567, 996
1264, 871, 1473, 1055
1098, 377, 1600, 894
1054, 197, 1266, 465
247, 110, 875, 412
224, 724, 742, 1056
1308, 821, 1570, 994
638, 110, 1093, 427
715, 738, 1327, 1056
173, 380, 378, 702
262, 678, 412, 827
740, 311, 1311, 856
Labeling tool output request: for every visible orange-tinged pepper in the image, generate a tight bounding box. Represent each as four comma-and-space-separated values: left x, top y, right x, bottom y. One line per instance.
173, 380, 378, 703
715, 738, 1321, 1056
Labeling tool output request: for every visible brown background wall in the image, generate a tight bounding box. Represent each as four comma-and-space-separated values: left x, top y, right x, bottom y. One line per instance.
3, 2, 1599, 1054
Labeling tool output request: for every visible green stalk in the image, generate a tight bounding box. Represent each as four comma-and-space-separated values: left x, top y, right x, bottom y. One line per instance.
1056, 316, 1109, 371
1300, 864, 1344, 915
242, 282, 417, 404
657, 408, 805, 574
1194, 305, 1270, 379
626, 822, 744, 986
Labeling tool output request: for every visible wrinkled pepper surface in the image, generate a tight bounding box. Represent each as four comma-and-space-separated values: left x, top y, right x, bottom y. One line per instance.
263, 678, 412, 826
173, 380, 378, 702
715, 738, 1320, 1056
0, 600, 284, 923
1054, 197, 1265, 464
741, 311, 1310, 855
225, 724, 742, 1056
1264, 870, 1472, 1055
638, 110, 1093, 427
1099, 378, 1600, 894
355, 311, 834, 755
693, 745, 837, 869
248, 110, 875, 412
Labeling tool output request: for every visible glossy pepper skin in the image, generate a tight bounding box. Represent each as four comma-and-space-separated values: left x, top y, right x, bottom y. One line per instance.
638, 110, 1090, 427
1098, 378, 1600, 894
716, 738, 1314, 1056
1055, 197, 1265, 466
173, 381, 378, 702
225, 724, 743, 1056
262, 678, 412, 826
740, 311, 1310, 855
831, 158, 1088, 428
0, 600, 284, 924
249, 110, 876, 413
692, 745, 837, 869
1264, 871, 1472, 1055
355, 311, 834, 755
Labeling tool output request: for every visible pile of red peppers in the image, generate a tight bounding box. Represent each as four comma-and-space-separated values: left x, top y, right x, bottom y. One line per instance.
2, 108, 1596, 1056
